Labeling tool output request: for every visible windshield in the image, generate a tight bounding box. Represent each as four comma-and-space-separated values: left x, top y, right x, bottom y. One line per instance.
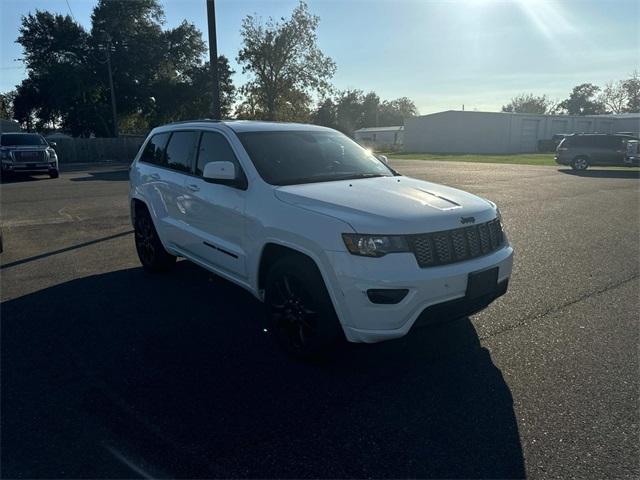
0, 134, 47, 147
237, 130, 395, 186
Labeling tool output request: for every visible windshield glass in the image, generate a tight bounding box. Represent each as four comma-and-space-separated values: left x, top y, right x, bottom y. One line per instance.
0, 134, 47, 146
237, 130, 394, 186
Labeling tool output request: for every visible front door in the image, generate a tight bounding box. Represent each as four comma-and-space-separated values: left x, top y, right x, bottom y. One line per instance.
180, 130, 248, 279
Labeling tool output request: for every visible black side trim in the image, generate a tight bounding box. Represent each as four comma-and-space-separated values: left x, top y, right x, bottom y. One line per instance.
203, 241, 238, 259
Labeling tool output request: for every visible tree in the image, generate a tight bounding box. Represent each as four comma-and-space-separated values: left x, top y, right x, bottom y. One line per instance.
312, 98, 337, 129
313, 91, 418, 135
361, 92, 381, 127
379, 97, 418, 126
598, 81, 627, 114
335, 89, 364, 135
558, 83, 605, 115
14, 10, 98, 133
501, 93, 554, 114
0, 91, 16, 119
622, 70, 640, 112
12, 0, 224, 136
236, 1, 336, 120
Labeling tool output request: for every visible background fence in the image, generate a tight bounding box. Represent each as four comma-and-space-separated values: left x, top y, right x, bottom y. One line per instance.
51, 136, 145, 163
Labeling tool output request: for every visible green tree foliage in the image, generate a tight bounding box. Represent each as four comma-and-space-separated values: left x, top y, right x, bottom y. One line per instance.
558, 83, 605, 115
598, 81, 627, 114
313, 90, 418, 136
236, 1, 336, 121
501, 93, 555, 114
622, 70, 640, 112
11, 0, 235, 136
379, 97, 418, 125
0, 91, 16, 119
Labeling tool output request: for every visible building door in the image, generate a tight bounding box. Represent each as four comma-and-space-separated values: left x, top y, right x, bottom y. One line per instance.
520, 119, 540, 152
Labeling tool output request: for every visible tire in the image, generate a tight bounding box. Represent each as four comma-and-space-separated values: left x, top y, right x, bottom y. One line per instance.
49, 169, 59, 179
134, 205, 176, 272
265, 255, 344, 359
571, 156, 589, 171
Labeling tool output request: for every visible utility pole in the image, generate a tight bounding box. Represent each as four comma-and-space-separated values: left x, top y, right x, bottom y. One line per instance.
104, 34, 118, 137
206, 0, 221, 119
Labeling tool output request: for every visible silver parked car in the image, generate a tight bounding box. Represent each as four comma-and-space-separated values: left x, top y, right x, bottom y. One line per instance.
0, 133, 59, 178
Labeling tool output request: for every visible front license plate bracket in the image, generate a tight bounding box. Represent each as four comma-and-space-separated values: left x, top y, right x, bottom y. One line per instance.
466, 267, 499, 299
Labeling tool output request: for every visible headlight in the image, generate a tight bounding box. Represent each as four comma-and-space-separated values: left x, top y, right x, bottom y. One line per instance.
342, 233, 410, 257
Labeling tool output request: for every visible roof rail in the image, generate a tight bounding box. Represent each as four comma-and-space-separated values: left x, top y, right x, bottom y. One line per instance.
165, 118, 223, 126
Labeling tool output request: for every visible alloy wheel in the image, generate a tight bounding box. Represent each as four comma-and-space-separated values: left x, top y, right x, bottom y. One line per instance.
135, 215, 156, 265
268, 274, 318, 351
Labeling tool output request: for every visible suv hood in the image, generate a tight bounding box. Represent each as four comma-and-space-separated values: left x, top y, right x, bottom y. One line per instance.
275, 176, 497, 234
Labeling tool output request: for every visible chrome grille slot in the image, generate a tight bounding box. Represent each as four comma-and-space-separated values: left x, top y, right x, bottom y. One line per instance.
13, 150, 46, 163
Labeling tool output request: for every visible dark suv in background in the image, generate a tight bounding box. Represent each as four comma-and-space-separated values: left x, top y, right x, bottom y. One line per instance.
0, 133, 59, 178
555, 133, 638, 170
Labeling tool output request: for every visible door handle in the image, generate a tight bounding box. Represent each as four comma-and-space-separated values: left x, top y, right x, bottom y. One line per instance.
187, 184, 200, 192
150, 173, 160, 180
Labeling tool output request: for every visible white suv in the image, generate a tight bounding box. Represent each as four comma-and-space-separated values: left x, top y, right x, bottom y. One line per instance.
129, 120, 513, 356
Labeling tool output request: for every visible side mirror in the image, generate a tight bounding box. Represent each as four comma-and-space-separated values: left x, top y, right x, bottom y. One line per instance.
203, 161, 236, 182
48, 141, 57, 148
375, 154, 388, 164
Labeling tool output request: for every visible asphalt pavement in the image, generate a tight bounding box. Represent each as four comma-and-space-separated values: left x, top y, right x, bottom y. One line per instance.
1, 161, 638, 478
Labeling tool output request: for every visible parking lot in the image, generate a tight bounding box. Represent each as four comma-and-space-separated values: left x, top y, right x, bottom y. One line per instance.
1, 160, 639, 478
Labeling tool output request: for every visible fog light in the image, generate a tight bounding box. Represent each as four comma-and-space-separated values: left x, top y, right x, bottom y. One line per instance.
366, 289, 409, 304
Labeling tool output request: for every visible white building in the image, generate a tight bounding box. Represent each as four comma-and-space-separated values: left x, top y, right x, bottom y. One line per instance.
403, 111, 640, 154
354, 126, 404, 150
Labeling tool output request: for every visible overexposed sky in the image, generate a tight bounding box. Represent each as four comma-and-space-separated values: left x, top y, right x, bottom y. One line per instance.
1, 0, 638, 113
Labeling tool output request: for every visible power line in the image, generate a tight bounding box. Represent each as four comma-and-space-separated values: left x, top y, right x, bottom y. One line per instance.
65, 0, 76, 21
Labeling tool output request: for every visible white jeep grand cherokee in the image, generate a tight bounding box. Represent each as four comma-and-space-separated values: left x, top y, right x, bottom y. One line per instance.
130, 120, 513, 357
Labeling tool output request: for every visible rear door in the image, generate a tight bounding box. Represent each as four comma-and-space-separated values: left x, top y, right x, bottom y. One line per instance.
160, 130, 200, 247
137, 132, 174, 240
179, 130, 248, 279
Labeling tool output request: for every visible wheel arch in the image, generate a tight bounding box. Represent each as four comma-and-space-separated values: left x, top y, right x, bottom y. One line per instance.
258, 242, 321, 292
257, 241, 349, 336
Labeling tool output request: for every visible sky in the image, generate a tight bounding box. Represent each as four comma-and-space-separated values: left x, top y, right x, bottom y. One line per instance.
1, 0, 638, 114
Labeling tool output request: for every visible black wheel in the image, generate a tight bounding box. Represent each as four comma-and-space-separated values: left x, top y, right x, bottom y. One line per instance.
265, 255, 344, 359
49, 169, 59, 179
134, 206, 176, 272
571, 156, 589, 171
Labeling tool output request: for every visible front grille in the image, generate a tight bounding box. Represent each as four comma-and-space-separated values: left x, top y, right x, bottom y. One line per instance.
13, 150, 47, 163
408, 218, 504, 268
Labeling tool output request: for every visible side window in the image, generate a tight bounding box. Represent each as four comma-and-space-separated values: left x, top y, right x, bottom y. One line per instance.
165, 131, 199, 173
196, 131, 241, 176
140, 133, 170, 166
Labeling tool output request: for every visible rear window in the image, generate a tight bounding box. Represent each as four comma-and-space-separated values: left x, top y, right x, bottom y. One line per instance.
0, 134, 47, 146
140, 133, 170, 166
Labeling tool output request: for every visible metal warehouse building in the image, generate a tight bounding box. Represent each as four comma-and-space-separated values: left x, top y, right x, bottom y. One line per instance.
404, 111, 640, 154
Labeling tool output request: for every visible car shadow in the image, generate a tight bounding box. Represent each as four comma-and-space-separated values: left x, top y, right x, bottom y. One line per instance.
0, 172, 51, 183
558, 168, 640, 179
70, 169, 130, 182
2, 261, 525, 478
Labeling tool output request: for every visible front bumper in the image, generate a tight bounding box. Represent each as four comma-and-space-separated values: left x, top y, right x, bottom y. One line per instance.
325, 245, 514, 343
554, 154, 571, 165
2, 161, 57, 173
